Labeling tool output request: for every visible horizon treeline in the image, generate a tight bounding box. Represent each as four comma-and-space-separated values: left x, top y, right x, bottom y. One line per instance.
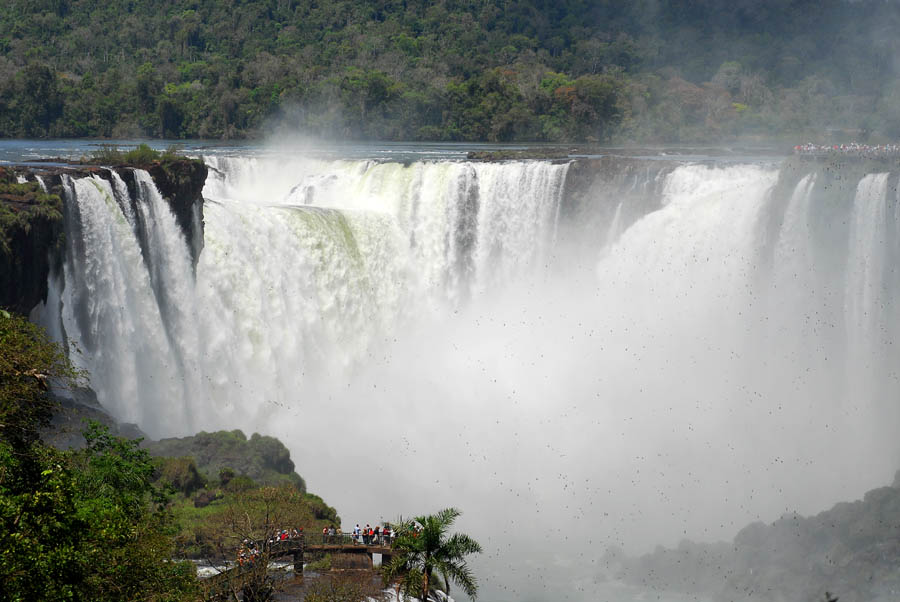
1, 0, 899, 143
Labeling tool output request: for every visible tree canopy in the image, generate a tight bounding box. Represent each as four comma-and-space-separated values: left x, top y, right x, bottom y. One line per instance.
0, 421, 201, 602
0, 311, 198, 601
0, 308, 76, 445
0, 0, 898, 142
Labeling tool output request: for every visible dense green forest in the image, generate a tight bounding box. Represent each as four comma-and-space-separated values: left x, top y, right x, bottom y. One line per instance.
0, 308, 342, 599
0, 310, 198, 600
1, 0, 899, 142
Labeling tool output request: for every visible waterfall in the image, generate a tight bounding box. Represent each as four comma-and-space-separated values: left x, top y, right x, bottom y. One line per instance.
55, 171, 196, 432
44, 154, 900, 601
50, 159, 571, 434
766, 174, 820, 367
603, 200, 623, 248
843, 172, 893, 418
846, 173, 890, 353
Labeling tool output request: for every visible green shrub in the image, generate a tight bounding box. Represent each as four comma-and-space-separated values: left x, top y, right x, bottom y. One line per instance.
219, 466, 236, 486
86, 143, 184, 166
154, 456, 206, 496
87, 144, 125, 164
224, 474, 257, 493
122, 143, 161, 164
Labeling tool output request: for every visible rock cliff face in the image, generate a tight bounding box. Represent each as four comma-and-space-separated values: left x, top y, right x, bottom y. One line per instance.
0, 160, 207, 314
558, 156, 675, 252
41, 386, 146, 450
0, 167, 64, 314
118, 160, 207, 266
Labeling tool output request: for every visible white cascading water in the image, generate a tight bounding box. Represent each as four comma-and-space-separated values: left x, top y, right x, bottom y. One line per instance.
846, 174, 890, 366
192, 157, 569, 433
46, 156, 900, 601
54, 172, 197, 431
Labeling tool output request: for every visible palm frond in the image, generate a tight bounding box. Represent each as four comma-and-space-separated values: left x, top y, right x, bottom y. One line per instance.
440, 559, 478, 599
444, 532, 482, 556
385, 507, 481, 600
434, 507, 461, 526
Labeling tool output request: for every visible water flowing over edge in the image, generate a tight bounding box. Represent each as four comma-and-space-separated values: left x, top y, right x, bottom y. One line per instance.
35, 155, 900, 601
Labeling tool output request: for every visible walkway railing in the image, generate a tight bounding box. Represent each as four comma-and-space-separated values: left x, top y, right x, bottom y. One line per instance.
304, 532, 394, 547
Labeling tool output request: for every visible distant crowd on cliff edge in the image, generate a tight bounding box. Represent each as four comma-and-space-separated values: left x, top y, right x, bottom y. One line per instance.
794, 142, 900, 156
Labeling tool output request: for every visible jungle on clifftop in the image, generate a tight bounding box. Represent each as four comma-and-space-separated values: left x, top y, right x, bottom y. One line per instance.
1, 0, 899, 143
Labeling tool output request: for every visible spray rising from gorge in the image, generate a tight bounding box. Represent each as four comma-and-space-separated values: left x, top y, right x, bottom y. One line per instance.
41, 151, 900, 600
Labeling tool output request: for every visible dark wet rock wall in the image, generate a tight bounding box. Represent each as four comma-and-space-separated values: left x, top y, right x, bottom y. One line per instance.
0, 166, 64, 314
0, 160, 206, 314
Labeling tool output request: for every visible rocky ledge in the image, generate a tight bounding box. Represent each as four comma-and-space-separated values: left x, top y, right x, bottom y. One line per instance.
0, 166, 64, 314
466, 148, 573, 161
0, 159, 207, 314
118, 159, 207, 262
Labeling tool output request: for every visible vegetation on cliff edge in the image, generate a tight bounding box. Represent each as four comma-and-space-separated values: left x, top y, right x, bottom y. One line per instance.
145, 428, 307, 492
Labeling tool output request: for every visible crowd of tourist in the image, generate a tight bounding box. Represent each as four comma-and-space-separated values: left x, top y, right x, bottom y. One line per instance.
315, 522, 396, 545
793, 142, 900, 156
351, 523, 393, 546
236, 528, 303, 566
321, 525, 340, 543
235, 522, 396, 565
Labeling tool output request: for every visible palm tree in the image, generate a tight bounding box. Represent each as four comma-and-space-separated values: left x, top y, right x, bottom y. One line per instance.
382, 508, 482, 600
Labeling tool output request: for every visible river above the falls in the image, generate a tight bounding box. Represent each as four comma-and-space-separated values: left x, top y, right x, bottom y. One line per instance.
0, 138, 788, 164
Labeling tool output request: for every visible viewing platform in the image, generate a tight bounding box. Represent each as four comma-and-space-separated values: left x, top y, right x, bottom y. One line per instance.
304, 532, 394, 563
203, 533, 394, 599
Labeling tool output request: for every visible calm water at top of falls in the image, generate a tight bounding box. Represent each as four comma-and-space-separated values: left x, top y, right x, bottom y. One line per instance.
0, 138, 788, 164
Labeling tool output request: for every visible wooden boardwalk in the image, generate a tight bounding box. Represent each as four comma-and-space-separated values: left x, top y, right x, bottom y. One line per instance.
203, 535, 393, 600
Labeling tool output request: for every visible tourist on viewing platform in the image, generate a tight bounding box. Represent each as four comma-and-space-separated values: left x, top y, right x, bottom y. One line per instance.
374, 525, 381, 544
383, 524, 392, 545
364, 523, 371, 544
354, 523, 361, 543
322, 526, 327, 544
